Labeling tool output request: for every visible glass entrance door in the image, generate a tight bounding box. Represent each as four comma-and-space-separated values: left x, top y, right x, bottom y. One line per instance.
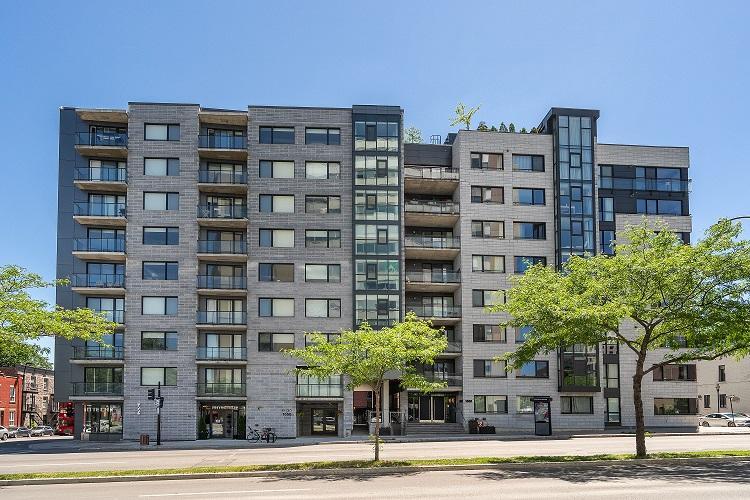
415, 394, 448, 423
311, 408, 337, 435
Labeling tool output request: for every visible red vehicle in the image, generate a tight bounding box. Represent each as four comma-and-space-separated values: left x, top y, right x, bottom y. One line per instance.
55, 402, 75, 436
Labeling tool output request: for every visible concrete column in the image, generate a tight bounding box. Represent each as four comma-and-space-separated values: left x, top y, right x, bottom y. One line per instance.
382, 383, 390, 427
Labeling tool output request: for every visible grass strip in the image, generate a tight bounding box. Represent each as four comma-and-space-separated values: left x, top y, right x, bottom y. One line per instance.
3, 450, 750, 481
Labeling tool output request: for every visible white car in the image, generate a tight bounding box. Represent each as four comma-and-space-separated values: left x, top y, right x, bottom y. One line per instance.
699, 413, 750, 427
0, 426, 9, 441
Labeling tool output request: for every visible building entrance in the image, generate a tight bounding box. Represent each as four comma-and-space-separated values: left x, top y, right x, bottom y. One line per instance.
408, 393, 456, 423
199, 404, 245, 439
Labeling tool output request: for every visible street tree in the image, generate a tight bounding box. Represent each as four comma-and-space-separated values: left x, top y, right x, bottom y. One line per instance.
489, 220, 750, 458
286, 312, 447, 460
404, 126, 423, 144
0, 265, 117, 367
450, 102, 480, 130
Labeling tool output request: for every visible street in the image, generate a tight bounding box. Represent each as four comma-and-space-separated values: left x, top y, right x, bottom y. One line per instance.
2, 458, 750, 499
2, 433, 750, 474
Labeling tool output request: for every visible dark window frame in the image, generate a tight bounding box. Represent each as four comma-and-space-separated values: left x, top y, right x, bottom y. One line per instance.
141, 331, 178, 351
139, 367, 177, 386
259, 126, 295, 144
142, 261, 178, 281
258, 332, 295, 352
258, 263, 295, 282
144, 123, 180, 141
305, 127, 341, 145
305, 195, 341, 214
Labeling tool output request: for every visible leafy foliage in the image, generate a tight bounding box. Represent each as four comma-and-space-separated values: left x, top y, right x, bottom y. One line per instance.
404, 126, 423, 144
450, 103, 480, 130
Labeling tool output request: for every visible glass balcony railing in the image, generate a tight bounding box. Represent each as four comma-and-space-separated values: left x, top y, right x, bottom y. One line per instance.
73, 238, 125, 252
197, 205, 247, 219
296, 384, 343, 398
74, 166, 127, 182
444, 341, 462, 353
197, 382, 246, 397
71, 382, 123, 396
74, 202, 126, 217
197, 240, 247, 254
72, 346, 124, 360
404, 166, 459, 180
404, 236, 460, 249
407, 305, 461, 318
75, 132, 128, 147
404, 200, 459, 214
420, 373, 462, 386
196, 311, 247, 325
354, 239, 399, 255
198, 170, 247, 184
197, 275, 247, 289
71, 274, 125, 288
405, 271, 461, 284
196, 347, 247, 361
198, 135, 247, 149
90, 310, 124, 324
599, 176, 690, 193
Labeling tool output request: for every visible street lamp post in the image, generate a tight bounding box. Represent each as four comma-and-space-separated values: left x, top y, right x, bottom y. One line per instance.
729, 395, 736, 425
716, 383, 721, 413
728, 216, 750, 221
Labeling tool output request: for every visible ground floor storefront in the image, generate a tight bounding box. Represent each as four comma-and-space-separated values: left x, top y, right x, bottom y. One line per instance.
198, 403, 245, 439
296, 401, 343, 437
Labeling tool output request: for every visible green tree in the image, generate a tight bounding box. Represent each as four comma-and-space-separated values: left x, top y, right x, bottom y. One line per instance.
450, 102, 480, 131
476, 121, 489, 132
0, 265, 117, 368
520, 127, 528, 133
490, 220, 750, 458
508, 122, 516, 132
498, 122, 508, 132
286, 313, 447, 460
404, 126, 423, 144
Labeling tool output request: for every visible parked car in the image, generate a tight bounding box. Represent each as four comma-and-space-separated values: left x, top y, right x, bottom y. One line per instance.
699, 413, 750, 427
30, 426, 55, 437
0, 426, 9, 441
6, 426, 18, 438
14, 426, 32, 438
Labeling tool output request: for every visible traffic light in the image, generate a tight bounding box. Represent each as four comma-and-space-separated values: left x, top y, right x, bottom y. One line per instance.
159, 397, 164, 408
147, 388, 156, 400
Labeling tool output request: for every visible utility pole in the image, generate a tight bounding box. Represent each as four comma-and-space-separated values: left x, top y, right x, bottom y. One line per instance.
156, 381, 162, 446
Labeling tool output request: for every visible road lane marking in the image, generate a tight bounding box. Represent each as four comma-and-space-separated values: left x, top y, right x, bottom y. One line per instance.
139, 488, 311, 497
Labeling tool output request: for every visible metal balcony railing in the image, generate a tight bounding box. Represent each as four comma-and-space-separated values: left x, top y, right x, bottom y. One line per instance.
196, 347, 247, 361
73, 202, 126, 217
404, 166, 459, 180
198, 135, 247, 149
405, 271, 461, 284
197, 382, 246, 397
74, 166, 127, 182
196, 311, 247, 325
73, 238, 125, 252
404, 200, 459, 214
404, 236, 460, 249
197, 275, 247, 289
198, 170, 247, 184
407, 305, 461, 318
197, 240, 247, 254
71, 274, 125, 288
71, 382, 123, 396
197, 204, 247, 219
72, 346, 124, 360
75, 131, 128, 147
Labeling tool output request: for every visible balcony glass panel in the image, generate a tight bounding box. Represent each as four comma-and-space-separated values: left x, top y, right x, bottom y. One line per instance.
75, 131, 128, 147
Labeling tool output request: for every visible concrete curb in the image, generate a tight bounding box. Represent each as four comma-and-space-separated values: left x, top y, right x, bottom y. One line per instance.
2, 456, 748, 487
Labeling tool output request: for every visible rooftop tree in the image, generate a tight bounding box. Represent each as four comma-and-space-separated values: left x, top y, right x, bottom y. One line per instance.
450, 102, 480, 131
490, 220, 750, 458
286, 312, 447, 461
404, 126, 423, 144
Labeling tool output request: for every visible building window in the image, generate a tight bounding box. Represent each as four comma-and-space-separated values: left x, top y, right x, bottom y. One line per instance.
259, 194, 295, 213
258, 333, 295, 352
259, 229, 295, 248
9, 386, 16, 403
601, 230, 615, 255
305, 332, 340, 346
512, 155, 544, 172
305, 128, 341, 145
472, 255, 505, 273
142, 262, 178, 280
512, 188, 545, 205
471, 220, 504, 239
719, 394, 727, 408
8, 410, 15, 427
143, 227, 179, 245
143, 192, 179, 211
142, 296, 178, 316
473, 359, 507, 378
258, 263, 295, 282
474, 395, 507, 414
259, 127, 295, 144
306, 161, 341, 179
258, 298, 295, 317
599, 197, 614, 221
305, 229, 341, 248
719, 365, 726, 382
305, 264, 341, 283
517, 361, 549, 378
259, 160, 295, 178
514, 256, 546, 274
604, 363, 619, 388
636, 199, 683, 215
305, 299, 341, 318
561, 396, 594, 414
471, 186, 503, 204
561, 344, 598, 387
472, 324, 506, 343
355, 156, 398, 186
513, 222, 546, 240
652, 364, 696, 381
84, 403, 122, 434
141, 332, 178, 351
517, 396, 536, 414
703, 394, 711, 408
472, 289, 503, 307
140, 367, 177, 386
305, 196, 341, 214
470, 152, 503, 170
354, 120, 399, 152
654, 398, 698, 415
144, 158, 179, 176
145, 124, 180, 141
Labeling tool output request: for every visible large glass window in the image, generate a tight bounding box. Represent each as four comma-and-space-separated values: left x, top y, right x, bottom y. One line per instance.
513, 222, 546, 240
143, 227, 179, 245
305, 299, 341, 318
258, 263, 295, 282
305, 128, 340, 145
474, 395, 507, 414
472, 324, 506, 343
143, 192, 179, 211
259, 298, 295, 317
354, 156, 398, 185
355, 294, 400, 327
473, 359, 507, 378
144, 158, 179, 176
517, 361, 549, 378
355, 259, 399, 290
601, 230, 615, 255
354, 190, 399, 220
142, 296, 178, 316
142, 261, 178, 280
470, 152, 502, 170
512, 155, 544, 172
471, 186, 503, 204
513, 188, 545, 205
259, 160, 295, 178
561, 344, 598, 387
141, 367, 177, 386
259, 195, 295, 213
471, 220, 504, 238
514, 256, 546, 274
258, 333, 295, 352
652, 364, 696, 381
561, 396, 593, 414
472, 289, 503, 307
654, 398, 698, 415
472, 255, 505, 273
354, 120, 399, 152
306, 161, 340, 179
599, 197, 614, 221
305, 264, 341, 283
259, 229, 294, 248
305, 196, 341, 214
145, 124, 180, 141
259, 127, 294, 144
84, 403, 123, 434
141, 332, 178, 351
636, 199, 683, 215
305, 229, 340, 248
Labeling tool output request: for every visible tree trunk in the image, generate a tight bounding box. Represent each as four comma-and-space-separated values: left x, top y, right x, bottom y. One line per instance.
633, 358, 647, 458
373, 384, 381, 462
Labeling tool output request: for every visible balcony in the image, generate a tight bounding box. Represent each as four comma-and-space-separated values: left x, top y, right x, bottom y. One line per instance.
70, 382, 123, 397
197, 382, 246, 398
197, 240, 247, 262
197, 205, 248, 229
198, 135, 247, 161
74, 132, 128, 159
196, 347, 247, 362
405, 270, 461, 292
91, 310, 125, 325
71, 274, 125, 295
71, 346, 124, 364
73, 166, 127, 192
418, 373, 462, 390
354, 239, 399, 256
73, 202, 127, 227
407, 304, 461, 323
404, 200, 459, 228
404, 236, 460, 260
197, 275, 247, 295
599, 176, 691, 193
296, 383, 344, 399
72, 238, 126, 261
443, 340, 462, 355
198, 170, 248, 195
404, 166, 459, 195
196, 311, 247, 328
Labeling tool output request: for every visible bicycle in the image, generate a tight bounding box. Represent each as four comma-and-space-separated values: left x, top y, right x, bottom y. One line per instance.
247, 426, 276, 443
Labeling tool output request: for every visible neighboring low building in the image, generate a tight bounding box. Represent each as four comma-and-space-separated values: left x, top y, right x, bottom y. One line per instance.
0, 370, 23, 428
0, 366, 56, 426
698, 358, 750, 415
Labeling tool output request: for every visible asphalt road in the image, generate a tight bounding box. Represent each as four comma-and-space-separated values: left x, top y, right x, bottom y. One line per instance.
2, 433, 750, 474
3, 459, 750, 499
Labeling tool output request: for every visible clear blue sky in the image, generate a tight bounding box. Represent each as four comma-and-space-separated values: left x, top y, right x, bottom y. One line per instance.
1, 1, 748, 360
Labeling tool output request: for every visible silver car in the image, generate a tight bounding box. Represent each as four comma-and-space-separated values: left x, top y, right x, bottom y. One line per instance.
699, 413, 750, 427
30, 426, 55, 437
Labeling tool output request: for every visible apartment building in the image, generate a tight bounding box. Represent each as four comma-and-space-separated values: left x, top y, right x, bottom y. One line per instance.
0, 366, 55, 427
55, 103, 695, 441
698, 358, 750, 416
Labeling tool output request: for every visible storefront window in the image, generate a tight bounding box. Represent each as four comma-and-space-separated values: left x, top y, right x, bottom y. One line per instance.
84, 403, 123, 434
